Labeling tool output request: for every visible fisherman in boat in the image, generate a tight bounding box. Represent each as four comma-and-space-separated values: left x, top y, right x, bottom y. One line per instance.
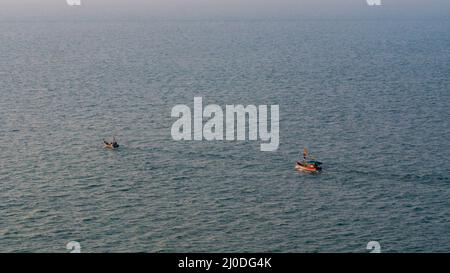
111, 137, 119, 148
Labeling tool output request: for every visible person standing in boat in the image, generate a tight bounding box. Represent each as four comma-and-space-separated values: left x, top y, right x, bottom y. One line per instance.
112, 137, 119, 148
303, 148, 308, 161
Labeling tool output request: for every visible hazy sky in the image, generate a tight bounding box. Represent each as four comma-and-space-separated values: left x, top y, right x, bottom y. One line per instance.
1, 0, 449, 20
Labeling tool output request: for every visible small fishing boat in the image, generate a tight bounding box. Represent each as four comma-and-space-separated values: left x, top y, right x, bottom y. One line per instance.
104, 143, 119, 149
295, 160, 322, 172
295, 148, 322, 172
104, 138, 119, 149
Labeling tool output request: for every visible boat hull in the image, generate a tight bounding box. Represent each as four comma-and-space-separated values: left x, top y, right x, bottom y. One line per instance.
295, 162, 321, 172
104, 144, 119, 150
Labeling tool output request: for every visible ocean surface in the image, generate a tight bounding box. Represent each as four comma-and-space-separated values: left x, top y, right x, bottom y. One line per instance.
0, 19, 449, 253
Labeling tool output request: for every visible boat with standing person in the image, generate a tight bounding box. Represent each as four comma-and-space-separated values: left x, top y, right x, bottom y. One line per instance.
295, 148, 322, 172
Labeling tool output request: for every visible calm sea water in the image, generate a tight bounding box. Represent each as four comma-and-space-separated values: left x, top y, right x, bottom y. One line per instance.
0, 19, 449, 253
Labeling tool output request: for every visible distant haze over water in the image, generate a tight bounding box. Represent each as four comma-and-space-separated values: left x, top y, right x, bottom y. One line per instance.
0, 0, 450, 20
